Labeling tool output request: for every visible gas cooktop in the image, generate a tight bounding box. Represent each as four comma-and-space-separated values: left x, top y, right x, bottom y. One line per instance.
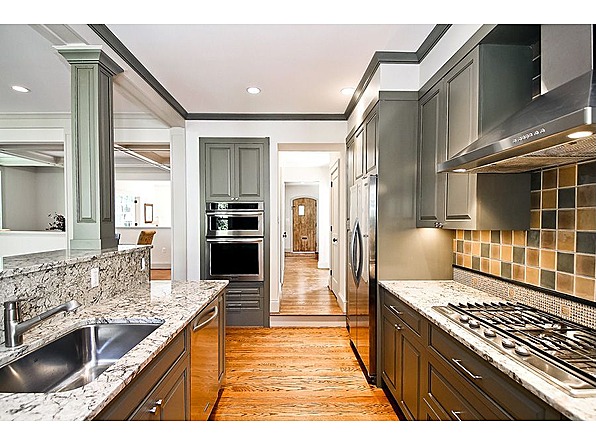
433, 302, 596, 397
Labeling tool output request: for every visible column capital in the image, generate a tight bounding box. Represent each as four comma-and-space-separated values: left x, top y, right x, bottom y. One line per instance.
55, 44, 124, 77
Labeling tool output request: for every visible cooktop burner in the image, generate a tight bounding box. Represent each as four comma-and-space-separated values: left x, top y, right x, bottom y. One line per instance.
433, 301, 596, 397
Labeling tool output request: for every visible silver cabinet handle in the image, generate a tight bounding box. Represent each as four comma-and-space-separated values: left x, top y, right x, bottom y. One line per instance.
388, 305, 403, 316
451, 358, 482, 380
148, 399, 163, 414
192, 306, 219, 332
451, 410, 463, 421
394, 324, 402, 331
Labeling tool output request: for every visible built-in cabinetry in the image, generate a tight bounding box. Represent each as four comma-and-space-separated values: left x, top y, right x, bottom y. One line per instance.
95, 293, 225, 421
200, 137, 270, 327
348, 107, 378, 187
203, 141, 266, 202
417, 44, 533, 230
380, 287, 565, 420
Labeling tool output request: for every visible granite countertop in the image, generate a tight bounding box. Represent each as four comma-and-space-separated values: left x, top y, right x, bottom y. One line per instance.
0, 279, 228, 421
0, 245, 146, 279
380, 280, 596, 421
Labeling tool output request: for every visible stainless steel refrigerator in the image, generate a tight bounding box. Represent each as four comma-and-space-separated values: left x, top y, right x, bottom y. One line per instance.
347, 174, 377, 383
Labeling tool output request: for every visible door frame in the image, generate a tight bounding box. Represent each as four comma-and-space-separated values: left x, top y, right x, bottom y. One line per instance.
329, 159, 340, 297
290, 195, 318, 253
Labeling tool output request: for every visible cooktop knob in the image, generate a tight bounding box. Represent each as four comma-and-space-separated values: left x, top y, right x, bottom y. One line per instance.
468, 319, 480, 329
483, 329, 496, 338
515, 345, 531, 357
502, 338, 515, 348
459, 315, 470, 323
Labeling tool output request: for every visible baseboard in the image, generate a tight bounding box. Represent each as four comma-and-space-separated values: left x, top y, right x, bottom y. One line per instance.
151, 263, 171, 269
269, 314, 346, 327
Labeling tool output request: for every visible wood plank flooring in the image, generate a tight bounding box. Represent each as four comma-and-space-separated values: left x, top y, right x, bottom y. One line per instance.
209, 327, 398, 421
280, 254, 343, 315
150, 269, 171, 281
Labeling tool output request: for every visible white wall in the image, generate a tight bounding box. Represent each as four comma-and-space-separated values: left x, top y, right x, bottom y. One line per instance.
117, 227, 171, 268
184, 120, 347, 314
115, 179, 172, 228
1, 166, 64, 231
0, 231, 67, 257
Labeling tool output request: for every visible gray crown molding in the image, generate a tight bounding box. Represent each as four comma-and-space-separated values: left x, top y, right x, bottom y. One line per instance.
89, 24, 452, 122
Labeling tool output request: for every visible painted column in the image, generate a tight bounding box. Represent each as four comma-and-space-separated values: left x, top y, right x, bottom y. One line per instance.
56, 45, 123, 250
170, 127, 187, 280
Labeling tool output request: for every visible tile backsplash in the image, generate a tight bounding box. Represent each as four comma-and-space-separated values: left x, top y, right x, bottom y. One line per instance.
453, 160, 596, 303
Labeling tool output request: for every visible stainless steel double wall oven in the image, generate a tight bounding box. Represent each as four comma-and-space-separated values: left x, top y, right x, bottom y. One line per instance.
205, 202, 265, 281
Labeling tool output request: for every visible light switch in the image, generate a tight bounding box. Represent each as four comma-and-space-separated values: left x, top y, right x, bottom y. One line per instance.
141, 258, 146, 271
90, 267, 100, 288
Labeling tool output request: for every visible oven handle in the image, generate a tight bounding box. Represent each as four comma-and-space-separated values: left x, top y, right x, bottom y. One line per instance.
206, 238, 263, 243
206, 211, 264, 217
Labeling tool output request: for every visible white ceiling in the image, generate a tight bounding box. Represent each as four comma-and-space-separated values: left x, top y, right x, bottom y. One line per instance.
106, 24, 436, 115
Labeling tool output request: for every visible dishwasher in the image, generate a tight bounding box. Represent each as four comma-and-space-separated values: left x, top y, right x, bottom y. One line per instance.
190, 297, 220, 421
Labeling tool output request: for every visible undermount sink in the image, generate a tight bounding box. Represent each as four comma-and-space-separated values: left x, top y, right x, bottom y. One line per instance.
0, 322, 162, 393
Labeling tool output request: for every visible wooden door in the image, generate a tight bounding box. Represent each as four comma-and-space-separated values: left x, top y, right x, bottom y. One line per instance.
292, 197, 317, 252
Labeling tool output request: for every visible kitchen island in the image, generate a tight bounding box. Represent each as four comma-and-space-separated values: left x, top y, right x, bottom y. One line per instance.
0, 279, 227, 420
380, 280, 596, 421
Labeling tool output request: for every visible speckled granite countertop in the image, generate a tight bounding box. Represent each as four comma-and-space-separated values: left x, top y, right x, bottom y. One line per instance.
0, 279, 227, 421
380, 280, 596, 421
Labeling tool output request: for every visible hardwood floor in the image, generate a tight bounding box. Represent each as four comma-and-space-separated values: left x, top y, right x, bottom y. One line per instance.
280, 253, 343, 315
150, 268, 171, 281
209, 327, 398, 421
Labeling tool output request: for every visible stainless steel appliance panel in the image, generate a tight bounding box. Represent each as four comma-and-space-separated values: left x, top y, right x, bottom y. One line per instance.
206, 211, 264, 237
206, 238, 264, 281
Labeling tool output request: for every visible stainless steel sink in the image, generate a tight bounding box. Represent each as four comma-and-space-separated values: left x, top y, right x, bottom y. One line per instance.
0, 322, 162, 393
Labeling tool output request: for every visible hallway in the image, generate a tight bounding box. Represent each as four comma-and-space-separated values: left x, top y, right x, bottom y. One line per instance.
209, 327, 398, 421
279, 253, 343, 315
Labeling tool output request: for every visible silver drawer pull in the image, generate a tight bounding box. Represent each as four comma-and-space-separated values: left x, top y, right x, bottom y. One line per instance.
388, 305, 403, 316
451, 410, 463, 421
451, 358, 482, 380
148, 399, 162, 414
192, 306, 219, 332
394, 324, 402, 331
204, 402, 211, 412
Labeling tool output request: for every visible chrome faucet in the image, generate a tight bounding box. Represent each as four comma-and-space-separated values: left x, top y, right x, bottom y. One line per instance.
3, 299, 81, 348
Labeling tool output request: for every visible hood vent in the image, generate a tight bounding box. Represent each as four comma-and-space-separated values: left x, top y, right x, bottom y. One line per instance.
439, 25, 596, 174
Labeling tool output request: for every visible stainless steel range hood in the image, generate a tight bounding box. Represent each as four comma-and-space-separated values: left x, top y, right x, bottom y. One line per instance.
438, 25, 596, 174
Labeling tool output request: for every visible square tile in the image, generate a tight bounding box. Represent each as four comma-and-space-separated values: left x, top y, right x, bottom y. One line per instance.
513, 264, 525, 282
557, 209, 575, 230
501, 245, 513, 262
457, 240, 464, 253
577, 232, 596, 255
526, 267, 540, 286
542, 189, 557, 209
513, 246, 525, 264
558, 164, 577, 187
541, 210, 557, 229
558, 187, 575, 209
481, 258, 490, 273
472, 242, 481, 256
530, 171, 541, 191
464, 241, 472, 255
575, 276, 595, 300
472, 231, 480, 242
556, 272, 574, 294
463, 254, 472, 268
576, 254, 595, 278
578, 160, 596, 185
456, 229, 464, 240
540, 269, 556, 290
452, 238, 457, 252
527, 230, 540, 248
540, 249, 556, 270
530, 211, 541, 229
530, 191, 541, 209
501, 262, 512, 279
501, 231, 512, 245
541, 230, 556, 249
542, 168, 557, 189
577, 208, 596, 230
490, 244, 500, 260
526, 248, 540, 267
490, 259, 501, 276
472, 256, 480, 270
480, 230, 491, 243
464, 230, 472, 241
557, 231, 575, 252
557, 252, 575, 274
513, 231, 526, 246
456, 252, 464, 266
490, 230, 500, 244
481, 243, 490, 258
577, 185, 596, 207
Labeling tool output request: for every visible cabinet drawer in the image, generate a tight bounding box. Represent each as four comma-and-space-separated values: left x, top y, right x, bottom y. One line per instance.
226, 284, 263, 297
429, 325, 561, 420
381, 289, 422, 337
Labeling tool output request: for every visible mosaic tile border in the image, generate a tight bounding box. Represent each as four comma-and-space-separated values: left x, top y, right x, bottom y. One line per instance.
454, 266, 596, 330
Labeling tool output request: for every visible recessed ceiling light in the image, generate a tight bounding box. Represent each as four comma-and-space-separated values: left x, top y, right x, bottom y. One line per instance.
341, 87, 356, 96
246, 87, 261, 95
568, 130, 593, 139
11, 85, 30, 93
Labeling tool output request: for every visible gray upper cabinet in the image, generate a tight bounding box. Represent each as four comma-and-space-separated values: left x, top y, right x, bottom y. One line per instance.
354, 126, 364, 180
417, 43, 533, 230
365, 111, 378, 173
204, 142, 266, 202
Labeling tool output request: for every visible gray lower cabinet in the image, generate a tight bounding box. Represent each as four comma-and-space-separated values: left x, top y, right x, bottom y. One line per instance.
225, 282, 265, 326
380, 287, 565, 420
202, 139, 267, 202
417, 43, 533, 230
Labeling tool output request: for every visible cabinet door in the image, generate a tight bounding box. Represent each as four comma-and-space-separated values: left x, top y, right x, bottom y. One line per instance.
381, 309, 399, 394
346, 137, 355, 189
417, 87, 444, 227
235, 143, 264, 200
160, 368, 189, 421
354, 126, 364, 180
399, 331, 422, 420
365, 112, 378, 173
444, 50, 479, 225
205, 143, 235, 201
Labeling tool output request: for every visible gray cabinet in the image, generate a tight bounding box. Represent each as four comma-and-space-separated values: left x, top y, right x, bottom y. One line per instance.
94, 328, 190, 420
347, 105, 379, 188
417, 44, 533, 230
225, 282, 265, 326
204, 141, 266, 201
380, 287, 565, 421
365, 111, 378, 173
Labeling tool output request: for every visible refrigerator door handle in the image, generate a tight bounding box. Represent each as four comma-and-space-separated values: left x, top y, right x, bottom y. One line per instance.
354, 220, 363, 285
350, 220, 359, 285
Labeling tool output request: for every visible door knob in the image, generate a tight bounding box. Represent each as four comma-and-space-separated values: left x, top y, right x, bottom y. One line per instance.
332, 238, 338, 242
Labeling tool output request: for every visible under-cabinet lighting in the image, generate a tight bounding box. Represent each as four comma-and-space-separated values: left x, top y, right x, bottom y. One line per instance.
568, 131, 593, 139
11, 85, 30, 93
341, 87, 355, 96
246, 87, 261, 95
453, 168, 467, 173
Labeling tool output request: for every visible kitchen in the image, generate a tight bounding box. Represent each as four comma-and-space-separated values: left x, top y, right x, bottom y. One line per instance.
0, 6, 595, 443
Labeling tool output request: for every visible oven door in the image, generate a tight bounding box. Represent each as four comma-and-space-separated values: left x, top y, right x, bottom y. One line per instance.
205, 212, 264, 237
206, 238, 264, 281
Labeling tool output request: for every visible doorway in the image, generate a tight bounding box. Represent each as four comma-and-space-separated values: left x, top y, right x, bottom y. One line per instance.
292, 197, 317, 253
